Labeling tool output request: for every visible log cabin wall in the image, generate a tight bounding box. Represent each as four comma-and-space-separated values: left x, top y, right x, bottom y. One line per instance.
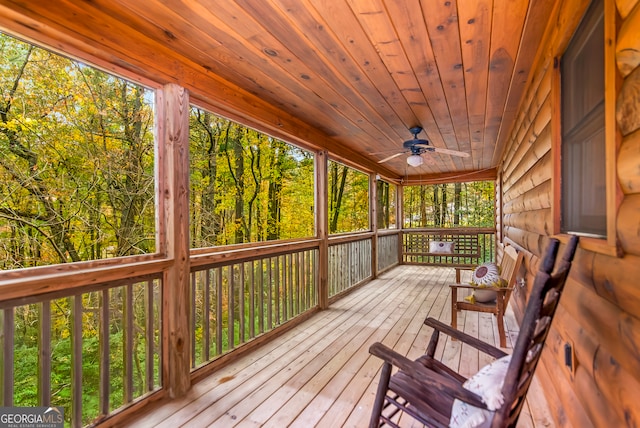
500, 0, 640, 426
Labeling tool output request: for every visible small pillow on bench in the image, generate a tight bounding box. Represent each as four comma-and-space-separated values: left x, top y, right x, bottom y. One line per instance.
429, 241, 455, 254
450, 355, 511, 428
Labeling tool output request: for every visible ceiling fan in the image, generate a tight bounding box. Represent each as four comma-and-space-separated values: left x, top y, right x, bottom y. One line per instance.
377, 126, 470, 166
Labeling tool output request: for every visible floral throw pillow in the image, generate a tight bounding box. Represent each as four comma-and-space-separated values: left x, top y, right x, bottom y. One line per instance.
471, 262, 505, 288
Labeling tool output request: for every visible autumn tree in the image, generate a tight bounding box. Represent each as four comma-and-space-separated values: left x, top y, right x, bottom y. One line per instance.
189, 107, 314, 247
403, 182, 495, 228
328, 161, 369, 233
0, 34, 155, 268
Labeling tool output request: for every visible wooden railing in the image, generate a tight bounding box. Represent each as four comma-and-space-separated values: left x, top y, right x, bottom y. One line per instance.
377, 231, 400, 272
0, 272, 163, 427
328, 234, 373, 299
189, 242, 319, 369
0, 228, 496, 427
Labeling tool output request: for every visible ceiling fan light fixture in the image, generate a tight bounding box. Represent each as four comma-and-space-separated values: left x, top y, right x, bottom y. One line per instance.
407, 154, 423, 167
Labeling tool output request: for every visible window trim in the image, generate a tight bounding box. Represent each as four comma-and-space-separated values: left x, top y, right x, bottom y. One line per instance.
552, 0, 622, 257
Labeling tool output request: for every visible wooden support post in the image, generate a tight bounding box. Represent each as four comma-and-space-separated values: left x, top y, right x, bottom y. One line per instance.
157, 84, 191, 398
397, 184, 404, 264
316, 151, 329, 309
370, 173, 378, 278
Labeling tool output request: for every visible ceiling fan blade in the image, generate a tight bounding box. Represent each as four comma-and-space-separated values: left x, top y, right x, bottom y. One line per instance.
378, 152, 405, 163
432, 147, 470, 158
368, 148, 403, 155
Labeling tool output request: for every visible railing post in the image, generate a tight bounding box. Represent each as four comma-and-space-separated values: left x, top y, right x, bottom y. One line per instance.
157, 83, 191, 398
371, 173, 378, 277
316, 151, 329, 309
397, 184, 404, 264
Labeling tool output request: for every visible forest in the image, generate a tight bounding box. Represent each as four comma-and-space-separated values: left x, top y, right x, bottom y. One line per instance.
1, 31, 494, 426
403, 181, 495, 228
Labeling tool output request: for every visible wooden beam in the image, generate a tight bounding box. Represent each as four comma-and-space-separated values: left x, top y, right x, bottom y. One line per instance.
402, 167, 497, 185
157, 83, 191, 398
396, 185, 404, 259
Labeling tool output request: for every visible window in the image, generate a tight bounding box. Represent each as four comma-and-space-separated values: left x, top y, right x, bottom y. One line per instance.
188, 107, 314, 246
376, 179, 396, 229
328, 160, 369, 234
0, 32, 156, 268
560, 0, 606, 238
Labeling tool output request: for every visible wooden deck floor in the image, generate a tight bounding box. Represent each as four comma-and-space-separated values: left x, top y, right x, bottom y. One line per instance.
127, 265, 554, 427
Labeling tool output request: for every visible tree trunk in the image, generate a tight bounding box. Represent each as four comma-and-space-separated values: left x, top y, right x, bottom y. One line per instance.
233, 128, 245, 244
432, 185, 440, 226
267, 140, 286, 240
329, 163, 349, 233
454, 182, 462, 225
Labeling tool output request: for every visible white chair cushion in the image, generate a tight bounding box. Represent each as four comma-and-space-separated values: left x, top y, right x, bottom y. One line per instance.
449, 355, 511, 428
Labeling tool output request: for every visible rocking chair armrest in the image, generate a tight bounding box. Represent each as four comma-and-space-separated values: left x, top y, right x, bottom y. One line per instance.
424, 318, 508, 359
369, 342, 487, 409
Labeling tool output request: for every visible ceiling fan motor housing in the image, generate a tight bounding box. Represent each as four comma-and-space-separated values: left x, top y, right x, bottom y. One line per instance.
403, 138, 434, 154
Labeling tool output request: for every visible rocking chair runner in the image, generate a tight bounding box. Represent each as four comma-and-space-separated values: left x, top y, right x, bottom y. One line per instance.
450, 245, 524, 348
368, 236, 579, 428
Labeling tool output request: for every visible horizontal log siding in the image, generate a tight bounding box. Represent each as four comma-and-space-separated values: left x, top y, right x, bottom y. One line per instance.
499, 0, 640, 426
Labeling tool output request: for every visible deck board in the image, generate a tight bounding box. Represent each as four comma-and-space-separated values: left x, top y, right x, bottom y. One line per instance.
126, 266, 554, 427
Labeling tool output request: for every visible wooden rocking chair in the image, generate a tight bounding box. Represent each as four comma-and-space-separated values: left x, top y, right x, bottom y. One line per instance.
368, 236, 579, 428
450, 245, 524, 348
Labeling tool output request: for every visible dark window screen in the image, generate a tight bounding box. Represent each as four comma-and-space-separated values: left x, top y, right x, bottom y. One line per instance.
561, 0, 606, 237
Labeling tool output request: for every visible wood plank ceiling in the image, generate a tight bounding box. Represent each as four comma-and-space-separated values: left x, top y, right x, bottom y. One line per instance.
0, 0, 557, 182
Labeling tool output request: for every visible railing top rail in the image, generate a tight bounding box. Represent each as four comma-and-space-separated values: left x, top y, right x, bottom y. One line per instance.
189, 237, 321, 256
0, 271, 163, 310
402, 227, 495, 234
376, 228, 401, 236
328, 231, 374, 245
0, 259, 170, 305
190, 238, 321, 269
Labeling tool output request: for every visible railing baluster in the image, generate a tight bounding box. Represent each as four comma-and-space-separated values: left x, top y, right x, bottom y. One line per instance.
204, 271, 210, 362
145, 280, 154, 392
266, 259, 272, 330
216, 268, 223, 355
297, 252, 303, 313
288, 253, 293, 319
258, 260, 264, 334
275, 256, 280, 326
125, 283, 133, 404
100, 289, 110, 414
249, 260, 255, 339
39, 300, 51, 406
71, 295, 82, 427
239, 263, 245, 344
2, 308, 14, 406
228, 265, 234, 350
190, 271, 196, 367
280, 255, 286, 322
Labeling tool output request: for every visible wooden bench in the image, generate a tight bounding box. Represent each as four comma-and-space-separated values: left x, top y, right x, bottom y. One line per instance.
402, 230, 483, 281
